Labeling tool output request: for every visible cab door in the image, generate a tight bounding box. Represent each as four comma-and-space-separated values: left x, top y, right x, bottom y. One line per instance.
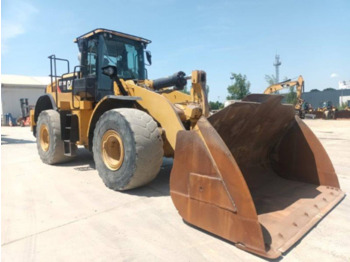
73, 37, 98, 101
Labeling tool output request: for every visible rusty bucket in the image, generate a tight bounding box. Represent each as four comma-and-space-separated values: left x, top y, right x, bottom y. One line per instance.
170, 94, 344, 258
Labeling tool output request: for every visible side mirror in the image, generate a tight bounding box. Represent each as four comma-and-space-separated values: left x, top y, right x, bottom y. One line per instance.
146, 51, 152, 65
102, 65, 118, 79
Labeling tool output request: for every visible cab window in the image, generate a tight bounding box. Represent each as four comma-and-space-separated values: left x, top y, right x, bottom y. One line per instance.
86, 39, 97, 76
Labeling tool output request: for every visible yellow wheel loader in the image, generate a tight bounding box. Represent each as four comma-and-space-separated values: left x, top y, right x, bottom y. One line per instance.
30, 29, 344, 258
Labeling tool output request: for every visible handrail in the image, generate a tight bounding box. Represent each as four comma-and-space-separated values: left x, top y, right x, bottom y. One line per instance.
48, 55, 70, 109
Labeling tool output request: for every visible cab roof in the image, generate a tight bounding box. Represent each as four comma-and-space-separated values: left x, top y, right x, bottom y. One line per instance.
73, 28, 152, 44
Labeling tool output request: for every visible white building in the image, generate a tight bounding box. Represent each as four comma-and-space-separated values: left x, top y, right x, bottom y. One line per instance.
1, 75, 50, 120
338, 80, 350, 89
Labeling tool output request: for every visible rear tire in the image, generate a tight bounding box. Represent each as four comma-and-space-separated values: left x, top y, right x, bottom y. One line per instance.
93, 108, 163, 191
36, 110, 75, 164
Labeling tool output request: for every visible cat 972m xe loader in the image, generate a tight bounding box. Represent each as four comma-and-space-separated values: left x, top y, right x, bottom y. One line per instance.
30, 29, 344, 258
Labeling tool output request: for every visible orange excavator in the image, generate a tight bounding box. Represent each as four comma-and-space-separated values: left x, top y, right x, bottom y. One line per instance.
263, 76, 308, 118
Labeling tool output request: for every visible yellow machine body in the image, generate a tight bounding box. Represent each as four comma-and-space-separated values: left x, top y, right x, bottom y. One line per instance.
31, 29, 344, 259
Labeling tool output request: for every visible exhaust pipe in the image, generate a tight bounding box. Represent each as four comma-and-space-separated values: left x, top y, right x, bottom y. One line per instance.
152, 71, 187, 90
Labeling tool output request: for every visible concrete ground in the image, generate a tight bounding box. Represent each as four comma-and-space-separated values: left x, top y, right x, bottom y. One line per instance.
1, 120, 350, 262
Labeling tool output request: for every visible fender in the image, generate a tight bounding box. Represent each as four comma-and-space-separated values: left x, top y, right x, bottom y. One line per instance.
34, 94, 57, 123
87, 95, 141, 150
32, 94, 57, 136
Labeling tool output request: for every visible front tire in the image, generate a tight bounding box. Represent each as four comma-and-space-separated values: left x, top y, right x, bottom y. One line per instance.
93, 108, 163, 191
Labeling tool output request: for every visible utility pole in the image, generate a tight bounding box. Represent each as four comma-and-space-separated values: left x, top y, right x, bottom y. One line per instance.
273, 55, 281, 83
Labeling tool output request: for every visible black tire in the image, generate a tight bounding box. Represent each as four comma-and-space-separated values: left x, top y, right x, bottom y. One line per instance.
93, 108, 163, 191
36, 110, 76, 164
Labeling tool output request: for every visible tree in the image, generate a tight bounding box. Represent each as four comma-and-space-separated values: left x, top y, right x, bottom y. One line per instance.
339, 102, 348, 110
227, 73, 250, 100
209, 101, 224, 110
310, 89, 320, 92
323, 87, 336, 91
285, 86, 297, 105
265, 75, 290, 86
265, 74, 277, 86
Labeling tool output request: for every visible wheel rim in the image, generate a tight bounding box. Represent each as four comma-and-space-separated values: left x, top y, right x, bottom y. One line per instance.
40, 124, 50, 152
102, 130, 124, 171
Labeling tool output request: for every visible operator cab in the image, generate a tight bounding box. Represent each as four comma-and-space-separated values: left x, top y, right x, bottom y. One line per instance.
50, 28, 151, 101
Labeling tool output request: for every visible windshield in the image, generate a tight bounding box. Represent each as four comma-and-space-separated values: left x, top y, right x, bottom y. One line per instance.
101, 35, 145, 80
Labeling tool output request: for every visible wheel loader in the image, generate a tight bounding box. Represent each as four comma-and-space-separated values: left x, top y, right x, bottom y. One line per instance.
30, 28, 345, 258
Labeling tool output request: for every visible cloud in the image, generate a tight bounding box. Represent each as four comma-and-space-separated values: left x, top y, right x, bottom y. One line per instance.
2, 0, 38, 53
330, 73, 339, 78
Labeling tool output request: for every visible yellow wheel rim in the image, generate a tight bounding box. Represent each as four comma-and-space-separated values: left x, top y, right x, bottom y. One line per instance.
40, 124, 50, 152
102, 130, 124, 171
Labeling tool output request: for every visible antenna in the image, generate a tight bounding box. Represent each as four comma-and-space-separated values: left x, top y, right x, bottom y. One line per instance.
273, 55, 281, 83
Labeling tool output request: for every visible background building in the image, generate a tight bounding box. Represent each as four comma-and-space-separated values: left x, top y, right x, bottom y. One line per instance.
1, 75, 49, 121
302, 88, 350, 108
339, 80, 350, 89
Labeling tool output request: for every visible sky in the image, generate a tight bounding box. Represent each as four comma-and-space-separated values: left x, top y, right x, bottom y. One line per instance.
1, 0, 349, 102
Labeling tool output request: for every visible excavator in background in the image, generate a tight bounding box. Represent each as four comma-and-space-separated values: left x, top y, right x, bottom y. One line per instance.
263, 76, 309, 118
30, 29, 344, 259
